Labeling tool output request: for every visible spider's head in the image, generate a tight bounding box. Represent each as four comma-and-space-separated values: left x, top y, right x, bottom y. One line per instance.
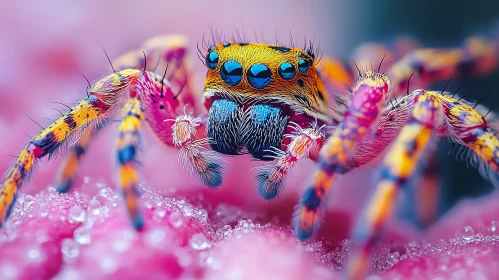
202, 42, 329, 160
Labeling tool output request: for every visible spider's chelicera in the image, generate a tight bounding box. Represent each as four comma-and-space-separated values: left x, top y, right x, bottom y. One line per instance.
1, 32, 499, 279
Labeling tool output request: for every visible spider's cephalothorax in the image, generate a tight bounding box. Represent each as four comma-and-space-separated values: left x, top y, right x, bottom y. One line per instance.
1, 30, 499, 280
202, 42, 328, 160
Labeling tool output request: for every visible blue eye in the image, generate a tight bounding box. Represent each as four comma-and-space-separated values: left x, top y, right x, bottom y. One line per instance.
223, 42, 231, 47
206, 52, 219, 70
278, 62, 296, 80
247, 63, 272, 89
208, 45, 215, 51
221, 60, 243, 86
298, 59, 311, 73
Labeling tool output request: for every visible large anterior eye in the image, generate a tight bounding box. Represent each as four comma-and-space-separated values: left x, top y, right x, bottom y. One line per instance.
221, 60, 243, 86
247, 63, 272, 89
298, 59, 311, 73
278, 62, 296, 80
206, 52, 219, 70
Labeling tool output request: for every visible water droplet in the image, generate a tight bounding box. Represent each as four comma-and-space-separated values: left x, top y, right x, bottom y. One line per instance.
61, 238, 80, 260
26, 245, 45, 263
69, 205, 86, 223
182, 205, 193, 216
489, 221, 497, 233
190, 233, 211, 250
95, 178, 107, 189
74, 226, 91, 244
99, 255, 118, 274
222, 225, 232, 239
38, 203, 49, 217
144, 228, 168, 248
83, 176, 90, 184
112, 238, 130, 253
198, 209, 208, 222
462, 226, 475, 241
169, 212, 183, 228
88, 198, 101, 216
154, 208, 166, 218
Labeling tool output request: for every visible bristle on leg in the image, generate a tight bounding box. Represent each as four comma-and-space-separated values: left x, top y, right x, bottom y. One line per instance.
116, 98, 145, 230
256, 127, 324, 200
172, 114, 224, 188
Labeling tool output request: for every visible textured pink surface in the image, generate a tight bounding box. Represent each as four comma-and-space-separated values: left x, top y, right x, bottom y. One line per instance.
1, 184, 499, 279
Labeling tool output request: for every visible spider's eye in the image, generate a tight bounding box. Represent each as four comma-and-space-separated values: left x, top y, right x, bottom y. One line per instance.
206, 52, 219, 70
247, 63, 272, 89
208, 45, 215, 51
278, 62, 296, 80
298, 59, 311, 73
221, 60, 243, 86
223, 42, 231, 47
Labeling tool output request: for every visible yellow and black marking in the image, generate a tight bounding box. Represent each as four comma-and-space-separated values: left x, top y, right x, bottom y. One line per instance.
0, 95, 109, 225
440, 94, 499, 179
116, 98, 144, 230
0, 69, 142, 227
202, 42, 329, 121
347, 93, 444, 279
294, 71, 390, 240
389, 36, 498, 95
55, 130, 94, 193
54, 53, 155, 193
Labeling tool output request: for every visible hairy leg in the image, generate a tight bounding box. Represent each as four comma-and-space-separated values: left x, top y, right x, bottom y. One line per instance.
347, 92, 443, 279
294, 71, 390, 240
116, 97, 144, 230
55, 35, 197, 193
0, 69, 142, 226
346, 90, 499, 279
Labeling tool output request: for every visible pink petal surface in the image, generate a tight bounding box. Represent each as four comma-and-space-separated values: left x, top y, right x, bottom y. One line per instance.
1, 181, 499, 279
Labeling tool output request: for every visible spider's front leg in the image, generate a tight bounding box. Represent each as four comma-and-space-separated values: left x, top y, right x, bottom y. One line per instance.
0, 69, 141, 226
346, 90, 499, 279
55, 35, 196, 193
115, 69, 222, 229
293, 71, 390, 240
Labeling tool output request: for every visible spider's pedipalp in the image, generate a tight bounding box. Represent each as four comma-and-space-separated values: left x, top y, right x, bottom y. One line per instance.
347, 92, 444, 279
256, 127, 325, 200
173, 114, 224, 188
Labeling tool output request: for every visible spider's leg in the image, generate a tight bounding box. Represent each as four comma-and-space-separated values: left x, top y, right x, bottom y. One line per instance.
346, 91, 444, 280
54, 128, 98, 193
415, 150, 440, 227
0, 69, 142, 226
116, 97, 144, 230
55, 35, 194, 193
389, 36, 498, 95
294, 71, 390, 240
255, 126, 325, 200
443, 94, 499, 185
